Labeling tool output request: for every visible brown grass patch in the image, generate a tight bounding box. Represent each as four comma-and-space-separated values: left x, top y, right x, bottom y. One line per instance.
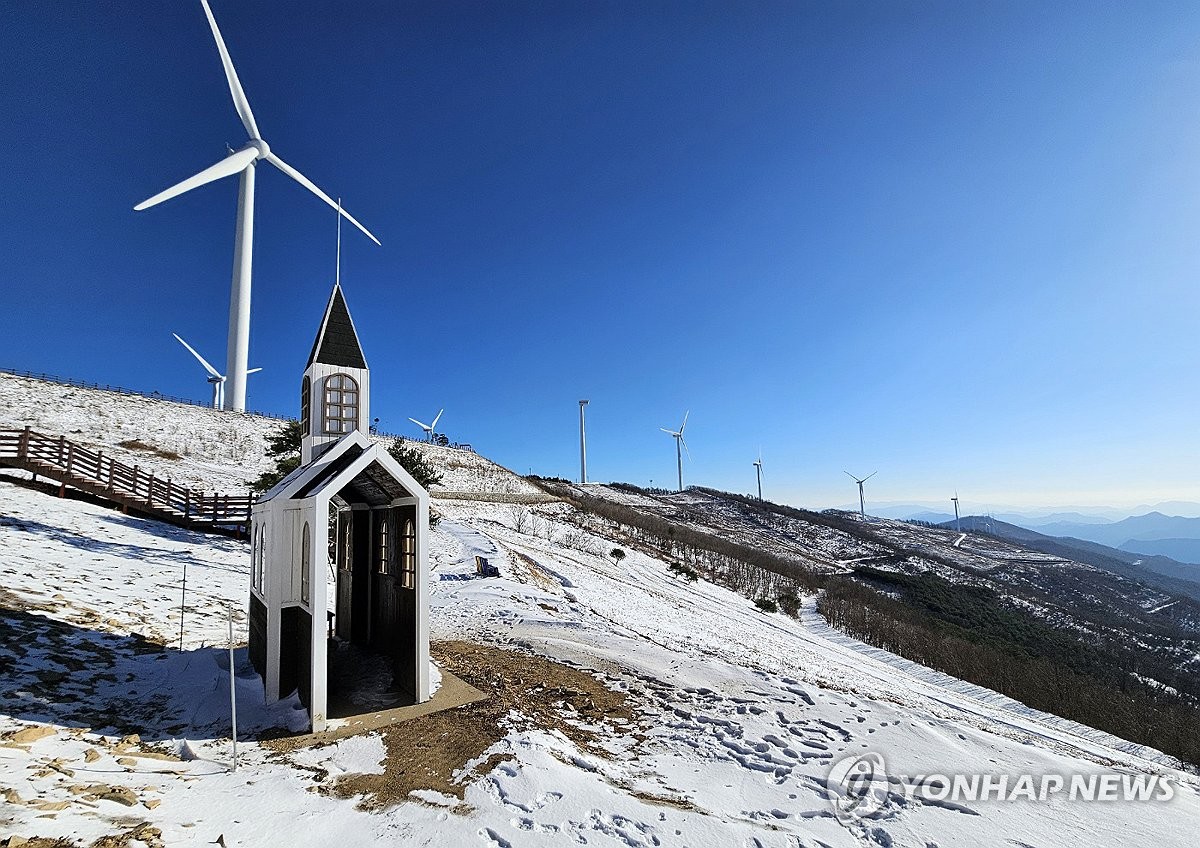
115, 440, 183, 461
0, 825, 161, 848
324, 640, 639, 810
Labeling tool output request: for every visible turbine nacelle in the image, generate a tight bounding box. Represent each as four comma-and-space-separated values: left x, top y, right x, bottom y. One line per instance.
173, 332, 260, 409
408, 409, 444, 441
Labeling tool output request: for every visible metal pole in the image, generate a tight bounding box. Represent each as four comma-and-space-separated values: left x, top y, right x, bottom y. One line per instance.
859, 483, 865, 517
178, 560, 187, 652
756, 465, 762, 501
228, 607, 238, 772
676, 437, 683, 491
578, 400, 589, 484
952, 497, 960, 532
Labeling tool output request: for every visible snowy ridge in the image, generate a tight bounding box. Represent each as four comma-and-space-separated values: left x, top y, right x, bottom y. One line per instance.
0, 372, 538, 499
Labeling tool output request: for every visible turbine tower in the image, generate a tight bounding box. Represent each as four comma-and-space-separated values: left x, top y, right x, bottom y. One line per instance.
578, 400, 589, 484
753, 450, 764, 501
845, 470, 877, 518
659, 411, 690, 492
408, 409, 443, 442
172, 333, 260, 409
951, 492, 961, 532
135, 0, 380, 412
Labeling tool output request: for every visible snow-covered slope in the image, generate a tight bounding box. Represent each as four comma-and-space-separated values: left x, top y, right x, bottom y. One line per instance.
2, 378, 1199, 847
0, 372, 539, 498
3, 480, 1198, 847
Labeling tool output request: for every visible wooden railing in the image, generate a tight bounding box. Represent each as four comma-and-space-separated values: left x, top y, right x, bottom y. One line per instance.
0, 427, 252, 532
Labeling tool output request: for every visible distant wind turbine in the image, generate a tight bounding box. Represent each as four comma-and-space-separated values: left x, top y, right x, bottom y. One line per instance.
951, 492, 961, 532
135, 0, 380, 413
753, 450, 764, 501
845, 470, 877, 518
172, 333, 261, 409
408, 409, 443, 442
659, 411, 690, 492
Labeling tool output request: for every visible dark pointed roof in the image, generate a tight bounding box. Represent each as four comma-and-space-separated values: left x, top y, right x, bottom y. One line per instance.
307, 283, 367, 370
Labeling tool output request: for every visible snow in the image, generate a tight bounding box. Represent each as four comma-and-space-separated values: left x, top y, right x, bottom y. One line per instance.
291, 734, 387, 777
2, 381, 1199, 846
0, 372, 543, 500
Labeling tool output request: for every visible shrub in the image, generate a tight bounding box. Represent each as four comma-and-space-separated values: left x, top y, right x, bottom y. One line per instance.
754, 597, 778, 613
668, 562, 698, 582
387, 440, 444, 490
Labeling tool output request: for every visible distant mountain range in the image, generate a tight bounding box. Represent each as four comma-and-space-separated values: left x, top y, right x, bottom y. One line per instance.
1017, 512, 1200, 565
945, 515, 1200, 596
870, 500, 1200, 523
876, 502, 1200, 566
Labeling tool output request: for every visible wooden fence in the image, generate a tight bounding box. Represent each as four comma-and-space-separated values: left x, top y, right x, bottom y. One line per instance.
0, 427, 252, 533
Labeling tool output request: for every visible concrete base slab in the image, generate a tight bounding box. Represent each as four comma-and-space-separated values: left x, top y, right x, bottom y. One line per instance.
270, 668, 487, 747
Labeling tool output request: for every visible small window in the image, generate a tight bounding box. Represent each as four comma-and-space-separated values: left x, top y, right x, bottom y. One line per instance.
378, 516, 390, 575
300, 522, 311, 604
401, 518, 416, 589
258, 525, 267, 592
252, 526, 262, 592
323, 374, 359, 434
300, 377, 311, 436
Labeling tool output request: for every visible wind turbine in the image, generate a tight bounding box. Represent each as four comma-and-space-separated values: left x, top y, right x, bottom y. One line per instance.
845, 470, 877, 518
172, 333, 261, 409
659, 411, 690, 492
408, 409, 443, 442
753, 450, 764, 501
135, 0, 380, 413
951, 492, 961, 532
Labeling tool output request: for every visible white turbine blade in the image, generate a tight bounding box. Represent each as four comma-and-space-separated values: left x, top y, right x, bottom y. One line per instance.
246, 367, 263, 375
200, 0, 261, 139
864, 471, 878, 482
264, 152, 381, 245
660, 428, 677, 436
679, 410, 690, 433
135, 147, 257, 210
408, 417, 430, 430
172, 333, 222, 379
680, 434, 691, 460
844, 470, 858, 481
431, 408, 444, 429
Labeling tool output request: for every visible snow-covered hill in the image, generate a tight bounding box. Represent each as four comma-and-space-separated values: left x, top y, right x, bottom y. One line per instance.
2, 378, 1199, 847
0, 372, 542, 498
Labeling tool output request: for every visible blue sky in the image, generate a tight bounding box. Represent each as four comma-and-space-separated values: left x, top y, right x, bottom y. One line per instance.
3, 1, 1200, 511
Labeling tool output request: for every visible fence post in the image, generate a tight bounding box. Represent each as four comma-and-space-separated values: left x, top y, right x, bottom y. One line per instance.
184, 489, 191, 521
19, 427, 30, 460
57, 436, 65, 465
106, 456, 115, 492
65, 442, 74, 475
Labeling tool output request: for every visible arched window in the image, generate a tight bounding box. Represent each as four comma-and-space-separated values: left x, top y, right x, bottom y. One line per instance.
377, 516, 390, 575
252, 526, 261, 592
300, 376, 311, 436
401, 518, 416, 589
300, 522, 311, 604
323, 374, 358, 434
255, 524, 266, 593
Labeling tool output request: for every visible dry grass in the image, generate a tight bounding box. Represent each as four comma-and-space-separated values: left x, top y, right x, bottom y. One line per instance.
324, 640, 639, 810
0, 823, 162, 848
115, 440, 183, 461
